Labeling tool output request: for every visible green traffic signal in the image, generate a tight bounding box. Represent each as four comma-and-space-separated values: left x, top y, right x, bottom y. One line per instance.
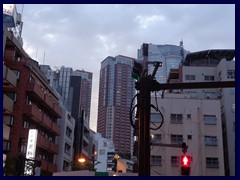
132, 60, 143, 81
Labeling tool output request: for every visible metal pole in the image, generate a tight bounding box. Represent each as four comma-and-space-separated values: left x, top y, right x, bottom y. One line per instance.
138, 76, 151, 176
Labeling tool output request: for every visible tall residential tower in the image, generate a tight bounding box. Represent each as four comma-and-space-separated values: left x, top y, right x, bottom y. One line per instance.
97, 55, 135, 154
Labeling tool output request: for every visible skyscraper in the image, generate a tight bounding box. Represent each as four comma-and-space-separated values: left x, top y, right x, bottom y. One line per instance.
97, 55, 135, 154
54, 66, 93, 160
137, 43, 190, 84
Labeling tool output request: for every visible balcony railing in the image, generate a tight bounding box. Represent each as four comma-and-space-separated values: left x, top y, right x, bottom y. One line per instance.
23, 104, 43, 123
51, 122, 61, 136
3, 124, 10, 140
48, 163, 58, 173
37, 134, 50, 150
49, 141, 59, 154
53, 103, 62, 118
42, 113, 52, 130
40, 160, 57, 173
3, 94, 14, 114
41, 160, 48, 171
3, 65, 17, 87
44, 94, 54, 109
26, 82, 45, 101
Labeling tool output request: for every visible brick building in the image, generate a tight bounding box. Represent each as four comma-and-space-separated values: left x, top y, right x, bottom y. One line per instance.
3, 24, 62, 175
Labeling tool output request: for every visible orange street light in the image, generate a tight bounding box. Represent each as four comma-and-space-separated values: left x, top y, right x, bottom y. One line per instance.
78, 158, 86, 163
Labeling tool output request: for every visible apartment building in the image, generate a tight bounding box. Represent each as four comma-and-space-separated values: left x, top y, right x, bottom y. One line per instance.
97, 55, 135, 154
3, 24, 62, 175
182, 49, 235, 175
150, 93, 224, 176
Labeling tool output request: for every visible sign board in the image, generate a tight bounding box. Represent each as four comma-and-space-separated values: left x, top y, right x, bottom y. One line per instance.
3, 4, 17, 27
3, 4, 15, 16
24, 129, 38, 175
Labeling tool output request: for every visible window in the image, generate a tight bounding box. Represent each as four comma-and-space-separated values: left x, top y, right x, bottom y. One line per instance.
230, 88, 235, 95
171, 114, 183, 124
187, 91, 197, 98
206, 158, 219, 168
232, 104, 235, 113
64, 143, 71, 155
185, 75, 196, 80
103, 142, 107, 147
63, 161, 70, 171
3, 140, 11, 152
99, 149, 105, 155
151, 134, 161, 143
151, 113, 163, 123
218, 71, 221, 80
150, 155, 162, 166
227, 70, 235, 79
187, 114, 191, 119
19, 138, 27, 153
4, 116, 14, 127
204, 115, 217, 125
205, 136, 218, 146
204, 75, 215, 81
205, 92, 216, 99
66, 127, 72, 139
171, 134, 183, 144
23, 119, 30, 128
12, 70, 21, 79
29, 76, 35, 83
171, 156, 179, 167
188, 135, 192, 140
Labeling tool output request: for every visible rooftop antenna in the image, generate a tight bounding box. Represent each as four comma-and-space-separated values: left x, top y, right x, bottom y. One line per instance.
36, 48, 38, 60
43, 51, 45, 65
180, 39, 184, 65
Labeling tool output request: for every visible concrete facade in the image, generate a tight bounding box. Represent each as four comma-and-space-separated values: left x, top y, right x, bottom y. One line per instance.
150, 94, 225, 176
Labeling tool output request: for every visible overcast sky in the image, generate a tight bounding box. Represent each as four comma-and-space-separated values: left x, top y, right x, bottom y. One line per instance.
16, 4, 235, 132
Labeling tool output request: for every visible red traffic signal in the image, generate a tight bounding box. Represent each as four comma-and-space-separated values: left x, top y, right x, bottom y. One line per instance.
181, 155, 191, 166
180, 155, 191, 176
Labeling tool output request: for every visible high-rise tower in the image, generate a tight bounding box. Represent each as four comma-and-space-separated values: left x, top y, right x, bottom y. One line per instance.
97, 55, 135, 154
137, 43, 190, 84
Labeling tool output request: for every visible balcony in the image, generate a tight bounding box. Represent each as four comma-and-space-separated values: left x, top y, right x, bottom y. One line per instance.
48, 163, 58, 173
42, 113, 52, 130
40, 160, 57, 173
3, 115, 14, 127
37, 134, 50, 150
51, 122, 61, 136
26, 82, 45, 101
3, 94, 14, 114
44, 94, 54, 109
41, 160, 48, 171
3, 65, 17, 87
53, 103, 62, 118
23, 104, 43, 123
3, 124, 10, 140
49, 141, 59, 154
3, 140, 11, 153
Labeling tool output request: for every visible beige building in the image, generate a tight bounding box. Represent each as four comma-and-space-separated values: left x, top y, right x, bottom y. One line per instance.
149, 50, 235, 176
182, 50, 235, 176
150, 93, 225, 176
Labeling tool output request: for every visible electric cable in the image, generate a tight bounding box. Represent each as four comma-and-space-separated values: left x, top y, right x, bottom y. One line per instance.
129, 93, 139, 129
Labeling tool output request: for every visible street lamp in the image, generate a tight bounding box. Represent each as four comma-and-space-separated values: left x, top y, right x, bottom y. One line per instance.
78, 157, 101, 171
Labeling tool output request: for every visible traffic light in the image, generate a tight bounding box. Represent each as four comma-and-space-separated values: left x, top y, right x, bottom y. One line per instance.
142, 43, 148, 56
132, 60, 143, 81
182, 142, 188, 154
180, 155, 191, 176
